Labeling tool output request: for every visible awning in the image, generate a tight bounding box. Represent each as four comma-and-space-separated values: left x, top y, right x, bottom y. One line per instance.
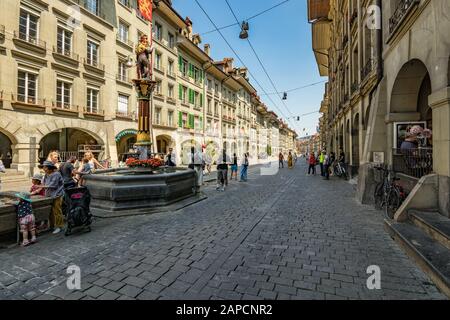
312, 21, 330, 76
115, 129, 137, 142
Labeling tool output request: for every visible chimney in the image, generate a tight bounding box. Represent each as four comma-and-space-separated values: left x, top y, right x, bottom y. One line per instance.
204, 44, 210, 56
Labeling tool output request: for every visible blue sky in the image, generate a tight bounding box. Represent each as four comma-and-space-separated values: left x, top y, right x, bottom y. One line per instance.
171, 0, 327, 137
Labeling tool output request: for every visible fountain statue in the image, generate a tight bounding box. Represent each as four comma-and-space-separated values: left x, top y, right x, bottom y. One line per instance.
83, 14, 203, 217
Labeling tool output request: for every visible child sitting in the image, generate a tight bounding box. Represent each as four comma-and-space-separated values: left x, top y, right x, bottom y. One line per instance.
30, 173, 45, 196
74, 158, 91, 186
15, 192, 37, 246
30, 173, 49, 232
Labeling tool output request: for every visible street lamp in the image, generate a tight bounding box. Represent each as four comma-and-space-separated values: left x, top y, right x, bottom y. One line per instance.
239, 21, 249, 39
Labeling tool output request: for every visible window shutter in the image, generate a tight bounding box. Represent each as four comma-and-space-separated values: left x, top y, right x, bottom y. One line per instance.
200, 93, 203, 107
199, 116, 203, 129
189, 114, 194, 128
189, 63, 193, 78
178, 56, 183, 72
178, 111, 183, 127
188, 89, 193, 104
179, 84, 183, 100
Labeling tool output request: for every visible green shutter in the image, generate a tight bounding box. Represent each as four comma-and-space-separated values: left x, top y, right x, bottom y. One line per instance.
178, 56, 182, 72
189, 63, 194, 78
188, 89, 193, 104
200, 93, 203, 107
189, 114, 194, 129
178, 111, 183, 128
179, 84, 183, 100
199, 116, 203, 129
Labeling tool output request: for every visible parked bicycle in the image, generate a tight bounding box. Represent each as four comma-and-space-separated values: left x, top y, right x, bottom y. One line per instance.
373, 165, 407, 219
333, 161, 348, 180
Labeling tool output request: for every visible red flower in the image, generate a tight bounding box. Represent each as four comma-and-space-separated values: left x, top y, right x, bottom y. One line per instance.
126, 158, 163, 168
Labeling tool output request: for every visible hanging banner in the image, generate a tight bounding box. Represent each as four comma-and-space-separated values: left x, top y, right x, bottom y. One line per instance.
138, 0, 153, 22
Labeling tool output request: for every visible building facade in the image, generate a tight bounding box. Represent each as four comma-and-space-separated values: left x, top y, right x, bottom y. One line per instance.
309, 0, 450, 216
0, 0, 297, 176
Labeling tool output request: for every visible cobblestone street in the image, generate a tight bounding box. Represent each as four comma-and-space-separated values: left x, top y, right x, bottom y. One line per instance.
0, 162, 446, 300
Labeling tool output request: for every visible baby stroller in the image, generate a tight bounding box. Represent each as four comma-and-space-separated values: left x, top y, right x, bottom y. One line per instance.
63, 186, 92, 236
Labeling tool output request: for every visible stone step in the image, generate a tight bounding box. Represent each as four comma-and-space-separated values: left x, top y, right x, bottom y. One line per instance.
385, 220, 450, 298
409, 210, 450, 250
0, 174, 29, 183
3, 169, 25, 176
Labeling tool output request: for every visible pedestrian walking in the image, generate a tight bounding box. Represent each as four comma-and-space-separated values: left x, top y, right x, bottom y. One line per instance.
216, 150, 230, 191
279, 151, 284, 169
323, 152, 331, 180
188, 146, 203, 193
288, 151, 293, 169
204, 152, 212, 175
230, 153, 238, 180
307, 153, 316, 176
239, 153, 249, 182
319, 150, 325, 176
41, 161, 65, 234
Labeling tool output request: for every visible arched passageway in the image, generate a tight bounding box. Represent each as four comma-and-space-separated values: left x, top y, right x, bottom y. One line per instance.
0, 131, 13, 168
390, 59, 433, 177
39, 128, 104, 163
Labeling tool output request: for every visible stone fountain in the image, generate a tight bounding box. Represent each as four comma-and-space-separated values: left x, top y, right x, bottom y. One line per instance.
83, 33, 203, 218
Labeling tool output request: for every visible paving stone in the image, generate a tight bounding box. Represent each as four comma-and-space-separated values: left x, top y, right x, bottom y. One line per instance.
65, 291, 86, 300
274, 284, 297, 296
84, 285, 106, 298
122, 276, 149, 288
93, 277, 112, 287
136, 290, 160, 300
144, 282, 166, 294
118, 285, 143, 298
258, 289, 277, 300
0, 163, 445, 301
104, 281, 126, 292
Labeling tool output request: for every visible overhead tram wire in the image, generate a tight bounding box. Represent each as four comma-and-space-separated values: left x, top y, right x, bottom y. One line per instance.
194, 0, 292, 125
224, 0, 300, 132
201, 0, 291, 36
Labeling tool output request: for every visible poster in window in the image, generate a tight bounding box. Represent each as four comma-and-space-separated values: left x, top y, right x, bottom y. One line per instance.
393, 122, 426, 150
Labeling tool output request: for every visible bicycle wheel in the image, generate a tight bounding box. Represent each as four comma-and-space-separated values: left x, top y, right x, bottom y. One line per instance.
374, 182, 384, 210
334, 166, 342, 178
385, 187, 401, 219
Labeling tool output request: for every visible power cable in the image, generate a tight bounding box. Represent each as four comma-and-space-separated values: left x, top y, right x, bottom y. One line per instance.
201, 0, 291, 35
259, 80, 327, 96
194, 0, 291, 126
224, 0, 300, 132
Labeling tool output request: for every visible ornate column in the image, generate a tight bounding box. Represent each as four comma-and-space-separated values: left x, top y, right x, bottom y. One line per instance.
133, 79, 156, 160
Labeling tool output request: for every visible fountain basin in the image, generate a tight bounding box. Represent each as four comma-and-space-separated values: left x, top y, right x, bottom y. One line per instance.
83, 167, 202, 217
